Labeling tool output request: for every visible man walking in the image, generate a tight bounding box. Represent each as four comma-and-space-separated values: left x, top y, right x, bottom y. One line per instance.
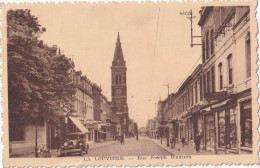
120, 134, 124, 144
195, 132, 201, 152
181, 137, 185, 148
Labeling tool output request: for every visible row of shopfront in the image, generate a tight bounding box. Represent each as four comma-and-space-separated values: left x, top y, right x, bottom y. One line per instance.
68, 116, 119, 144
158, 89, 252, 154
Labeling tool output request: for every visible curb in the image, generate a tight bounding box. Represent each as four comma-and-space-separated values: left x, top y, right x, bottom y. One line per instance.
150, 139, 175, 155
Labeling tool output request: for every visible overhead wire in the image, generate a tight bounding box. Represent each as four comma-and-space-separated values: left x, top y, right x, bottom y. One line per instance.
149, 7, 161, 102
172, 55, 202, 93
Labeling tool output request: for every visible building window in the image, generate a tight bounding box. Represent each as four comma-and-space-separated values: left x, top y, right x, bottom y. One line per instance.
206, 31, 209, 60
182, 97, 184, 112
9, 117, 25, 141
119, 74, 121, 85
190, 87, 193, 106
246, 33, 251, 78
211, 66, 215, 92
207, 71, 211, 94
227, 54, 233, 84
202, 41, 205, 63
195, 82, 198, 104
187, 90, 190, 107
210, 29, 215, 55
203, 74, 206, 98
200, 77, 203, 100
219, 63, 223, 90
116, 75, 118, 85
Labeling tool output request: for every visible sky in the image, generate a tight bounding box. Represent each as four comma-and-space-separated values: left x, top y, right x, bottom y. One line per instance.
18, 3, 202, 128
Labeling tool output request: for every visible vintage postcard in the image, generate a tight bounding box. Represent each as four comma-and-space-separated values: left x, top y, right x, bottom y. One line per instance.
1, 1, 259, 167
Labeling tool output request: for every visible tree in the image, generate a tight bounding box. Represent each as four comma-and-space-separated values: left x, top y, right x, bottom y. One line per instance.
7, 9, 75, 126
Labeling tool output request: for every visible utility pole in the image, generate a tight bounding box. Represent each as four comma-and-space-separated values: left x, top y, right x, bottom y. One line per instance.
180, 10, 201, 47
163, 83, 170, 97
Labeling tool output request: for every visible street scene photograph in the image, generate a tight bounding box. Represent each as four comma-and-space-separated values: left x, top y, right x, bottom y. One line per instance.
5, 3, 256, 161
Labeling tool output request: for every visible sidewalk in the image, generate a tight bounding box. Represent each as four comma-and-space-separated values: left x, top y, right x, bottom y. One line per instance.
151, 138, 215, 155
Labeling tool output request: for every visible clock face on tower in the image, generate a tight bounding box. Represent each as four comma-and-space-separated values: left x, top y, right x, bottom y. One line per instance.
116, 89, 121, 95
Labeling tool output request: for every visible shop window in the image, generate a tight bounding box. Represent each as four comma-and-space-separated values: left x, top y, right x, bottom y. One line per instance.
219, 63, 223, 90
205, 114, 214, 146
227, 54, 233, 84
246, 33, 251, 78
218, 111, 225, 147
228, 108, 237, 148
240, 101, 252, 148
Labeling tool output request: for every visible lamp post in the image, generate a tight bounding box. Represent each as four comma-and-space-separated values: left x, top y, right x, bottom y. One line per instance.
33, 103, 39, 158
160, 126, 163, 144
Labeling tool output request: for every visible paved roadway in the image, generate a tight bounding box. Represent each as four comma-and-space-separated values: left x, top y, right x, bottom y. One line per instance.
86, 137, 171, 157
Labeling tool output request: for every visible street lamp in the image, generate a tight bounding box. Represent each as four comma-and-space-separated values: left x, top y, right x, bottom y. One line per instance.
33, 103, 39, 158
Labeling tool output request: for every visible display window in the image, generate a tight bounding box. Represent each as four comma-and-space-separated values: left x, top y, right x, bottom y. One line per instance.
218, 110, 225, 147
228, 108, 237, 148
240, 100, 252, 148
205, 114, 214, 146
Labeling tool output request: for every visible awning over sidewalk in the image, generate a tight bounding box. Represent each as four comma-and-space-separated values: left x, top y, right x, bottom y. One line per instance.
69, 116, 90, 134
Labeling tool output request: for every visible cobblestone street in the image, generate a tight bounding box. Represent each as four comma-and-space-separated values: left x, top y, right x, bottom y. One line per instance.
86, 137, 172, 157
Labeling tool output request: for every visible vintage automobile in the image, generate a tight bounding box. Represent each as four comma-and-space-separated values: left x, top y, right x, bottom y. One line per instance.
60, 132, 89, 156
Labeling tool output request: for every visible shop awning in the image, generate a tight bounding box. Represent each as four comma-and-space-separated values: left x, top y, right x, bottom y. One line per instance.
69, 116, 89, 134
99, 131, 106, 134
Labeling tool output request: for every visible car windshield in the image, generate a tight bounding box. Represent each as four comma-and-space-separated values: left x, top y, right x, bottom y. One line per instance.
67, 133, 84, 140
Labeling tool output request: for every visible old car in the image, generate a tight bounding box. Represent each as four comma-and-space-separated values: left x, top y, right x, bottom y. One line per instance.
60, 132, 89, 156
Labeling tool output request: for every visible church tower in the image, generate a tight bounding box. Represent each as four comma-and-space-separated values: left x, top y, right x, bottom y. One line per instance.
111, 32, 129, 137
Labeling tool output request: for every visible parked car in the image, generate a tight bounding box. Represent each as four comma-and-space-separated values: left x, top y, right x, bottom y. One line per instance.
60, 132, 89, 156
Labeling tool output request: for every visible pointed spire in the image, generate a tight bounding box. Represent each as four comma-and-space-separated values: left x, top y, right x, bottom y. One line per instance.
116, 32, 121, 44
112, 32, 125, 66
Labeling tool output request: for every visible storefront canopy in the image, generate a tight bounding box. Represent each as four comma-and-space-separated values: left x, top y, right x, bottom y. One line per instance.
69, 116, 90, 134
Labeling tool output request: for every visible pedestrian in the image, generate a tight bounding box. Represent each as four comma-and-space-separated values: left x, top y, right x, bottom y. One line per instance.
54, 132, 61, 152
195, 132, 201, 152
136, 134, 139, 141
120, 134, 124, 144
170, 136, 173, 149
181, 137, 185, 148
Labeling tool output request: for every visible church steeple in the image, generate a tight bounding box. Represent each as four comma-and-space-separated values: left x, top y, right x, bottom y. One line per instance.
112, 32, 125, 66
